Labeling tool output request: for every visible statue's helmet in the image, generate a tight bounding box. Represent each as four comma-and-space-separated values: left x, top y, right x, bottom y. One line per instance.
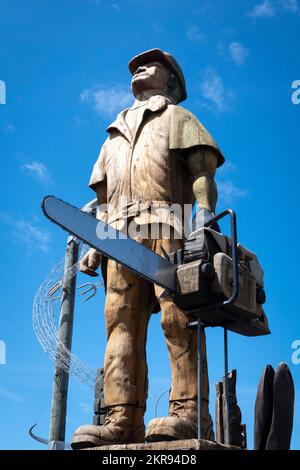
128, 48, 187, 103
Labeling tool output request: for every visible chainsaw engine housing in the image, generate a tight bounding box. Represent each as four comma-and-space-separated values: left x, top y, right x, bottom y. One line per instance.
170, 228, 270, 337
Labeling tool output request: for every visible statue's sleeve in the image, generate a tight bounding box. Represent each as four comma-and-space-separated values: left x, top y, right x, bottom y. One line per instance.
88, 141, 107, 190
169, 105, 225, 167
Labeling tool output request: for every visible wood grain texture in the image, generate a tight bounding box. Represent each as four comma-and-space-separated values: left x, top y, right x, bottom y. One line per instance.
85, 438, 240, 451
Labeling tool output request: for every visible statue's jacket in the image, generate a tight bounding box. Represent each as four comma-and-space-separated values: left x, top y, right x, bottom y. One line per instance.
89, 95, 224, 230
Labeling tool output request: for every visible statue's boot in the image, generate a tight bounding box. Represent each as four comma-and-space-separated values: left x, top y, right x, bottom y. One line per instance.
145, 399, 214, 442
71, 405, 145, 449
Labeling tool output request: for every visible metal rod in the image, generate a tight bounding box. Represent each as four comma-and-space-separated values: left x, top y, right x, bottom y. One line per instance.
227, 209, 239, 307
154, 390, 169, 418
48, 238, 79, 450
197, 318, 203, 440
224, 327, 231, 445
205, 209, 239, 307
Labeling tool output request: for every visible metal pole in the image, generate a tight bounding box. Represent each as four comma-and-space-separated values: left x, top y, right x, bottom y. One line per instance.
47, 199, 97, 450
224, 327, 231, 445
48, 238, 79, 450
197, 318, 203, 440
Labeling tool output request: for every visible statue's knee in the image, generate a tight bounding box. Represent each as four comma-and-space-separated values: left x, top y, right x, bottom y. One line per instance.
105, 327, 135, 361
160, 309, 173, 338
105, 301, 132, 335
161, 304, 189, 338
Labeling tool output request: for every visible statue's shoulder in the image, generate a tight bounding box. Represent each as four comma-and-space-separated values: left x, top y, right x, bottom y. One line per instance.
168, 104, 215, 148
167, 104, 225, 166
167, 104, 198, 122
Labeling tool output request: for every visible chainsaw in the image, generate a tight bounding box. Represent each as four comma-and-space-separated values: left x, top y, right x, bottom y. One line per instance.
42, 196, 270, 337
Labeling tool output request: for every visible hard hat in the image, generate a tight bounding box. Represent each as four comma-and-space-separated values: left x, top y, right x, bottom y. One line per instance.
128, 48, 187, 103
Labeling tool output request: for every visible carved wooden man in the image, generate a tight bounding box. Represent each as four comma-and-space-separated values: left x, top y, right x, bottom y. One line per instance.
71, 48, 224, 449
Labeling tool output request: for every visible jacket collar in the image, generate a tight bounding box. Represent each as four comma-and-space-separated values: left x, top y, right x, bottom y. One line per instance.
106, 95, 173, 142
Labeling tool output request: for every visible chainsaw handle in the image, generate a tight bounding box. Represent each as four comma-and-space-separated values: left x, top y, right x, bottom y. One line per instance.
204, 209, 239, 306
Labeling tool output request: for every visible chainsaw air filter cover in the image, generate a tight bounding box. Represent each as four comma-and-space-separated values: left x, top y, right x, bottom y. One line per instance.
213, 252, 257, 317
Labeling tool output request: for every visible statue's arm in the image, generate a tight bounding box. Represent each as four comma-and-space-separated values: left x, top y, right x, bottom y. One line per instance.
187, 147, 218, 212
95, 180, 108, 224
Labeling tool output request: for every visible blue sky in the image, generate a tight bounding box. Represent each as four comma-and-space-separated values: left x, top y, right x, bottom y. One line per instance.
0, 0, 300, 450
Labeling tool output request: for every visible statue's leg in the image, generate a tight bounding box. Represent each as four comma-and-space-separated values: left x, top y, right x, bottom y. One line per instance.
145, 234, 214, 442
71, 259, 153, 449
103, 259, 153, 410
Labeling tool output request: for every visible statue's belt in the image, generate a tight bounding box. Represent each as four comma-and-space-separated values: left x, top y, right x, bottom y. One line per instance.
107, 200, 182, 224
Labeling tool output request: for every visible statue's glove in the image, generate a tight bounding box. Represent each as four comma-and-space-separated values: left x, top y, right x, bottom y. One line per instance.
192, 207, 220, 233
80, 248, 101, 277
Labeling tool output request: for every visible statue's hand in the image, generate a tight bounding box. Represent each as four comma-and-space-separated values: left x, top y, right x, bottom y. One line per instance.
80, 248, 101, 277
192, 207, 220, 233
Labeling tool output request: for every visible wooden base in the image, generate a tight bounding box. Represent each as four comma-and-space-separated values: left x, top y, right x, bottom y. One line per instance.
86, 439, 240, 451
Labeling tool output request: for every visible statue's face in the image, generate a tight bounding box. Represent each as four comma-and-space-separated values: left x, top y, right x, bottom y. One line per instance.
131, 61, 170, 96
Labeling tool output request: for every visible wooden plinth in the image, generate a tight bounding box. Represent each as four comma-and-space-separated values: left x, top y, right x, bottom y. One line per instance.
86, 439, 240, 451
